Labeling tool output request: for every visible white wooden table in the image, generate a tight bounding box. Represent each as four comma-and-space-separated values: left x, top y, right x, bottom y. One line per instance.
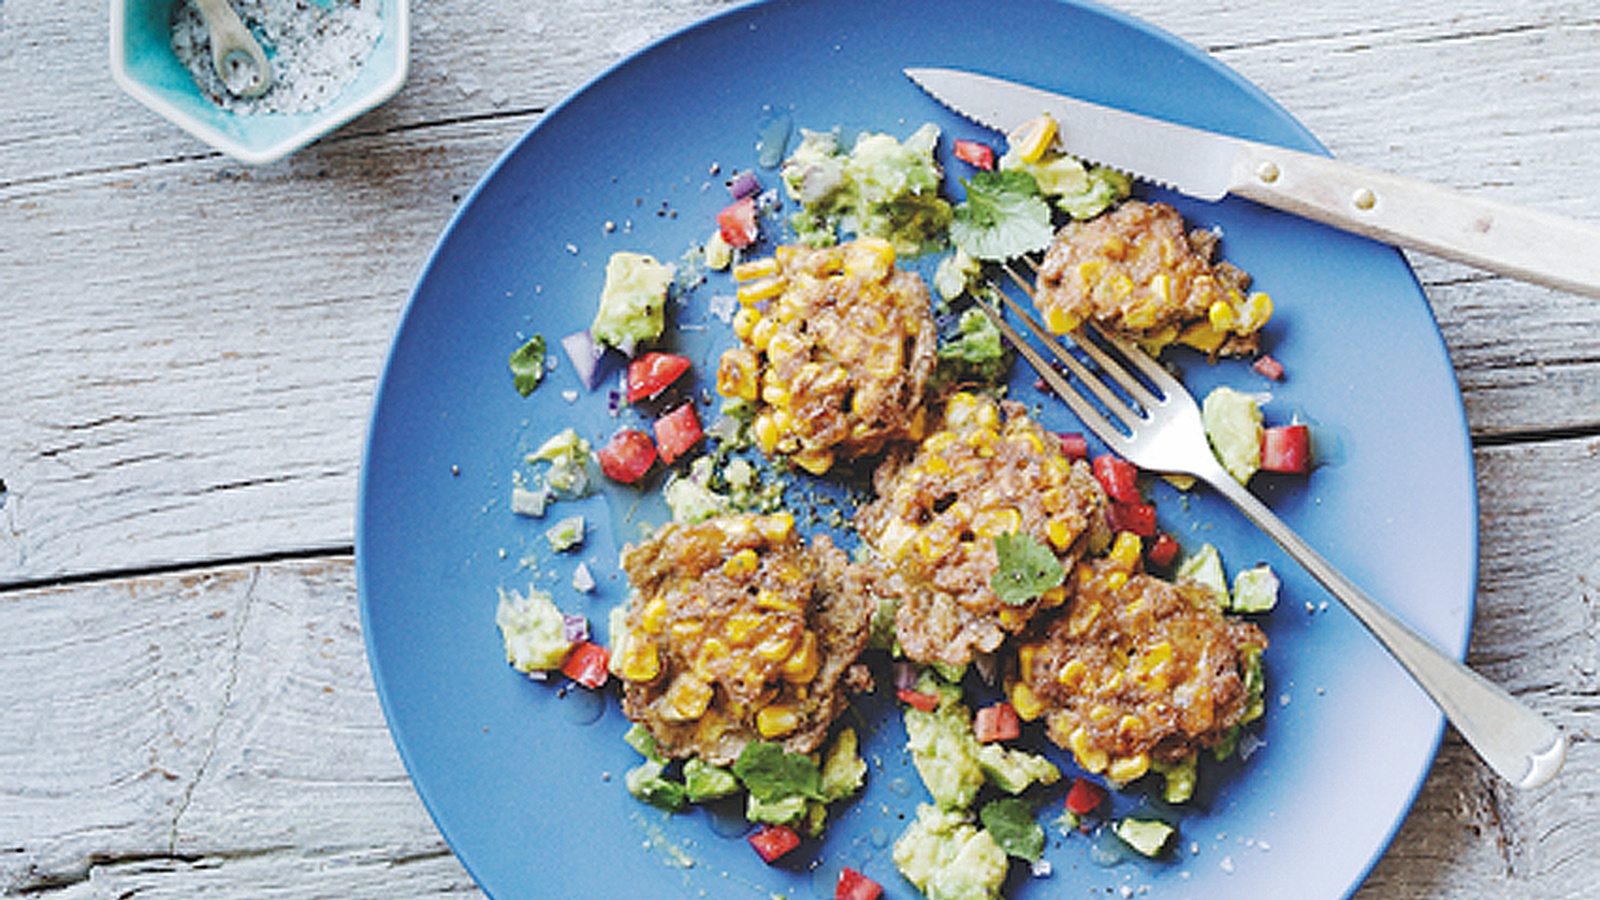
2, 0, 1595, 896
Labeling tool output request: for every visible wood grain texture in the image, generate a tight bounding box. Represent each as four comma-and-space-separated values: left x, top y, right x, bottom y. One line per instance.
3, 0, 1599, 897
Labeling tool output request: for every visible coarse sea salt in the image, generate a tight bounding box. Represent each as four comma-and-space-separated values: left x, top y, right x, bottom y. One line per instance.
172, 0, 382, 115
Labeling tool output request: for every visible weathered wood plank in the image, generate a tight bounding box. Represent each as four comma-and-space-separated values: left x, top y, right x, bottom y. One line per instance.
1, 435, 1596, 898
4, 3, 1599, 586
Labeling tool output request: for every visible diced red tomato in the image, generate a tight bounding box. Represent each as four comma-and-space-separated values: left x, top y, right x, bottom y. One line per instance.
953, 139, 996, 171
654, 403, 703, 465
1092, 454, 1142, 504
1057, 431, 1089, 462
973, 702, 1021, 743
748, 824, 801, 864
1146, 532, 1181, 568
1065, 776, 1107, 816
1260, 424, 1312, 474
561, 641, 609, 688
1252, 354, 1286, 381
836, 867, 884, 900
1106, 500, 1157, 538
596, 429, 657, 484
626, 352, 692, 403
717, 196, 759, 249
896, 688, 941, 713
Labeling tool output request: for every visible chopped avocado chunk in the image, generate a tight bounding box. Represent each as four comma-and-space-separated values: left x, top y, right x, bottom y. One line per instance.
1201, 386, 1264, 484
683, 757, 740, 803
592, 251, 674, 352
894, 804, 1008, 900
980, 797, 1045, 863
1151, 754, 1198, 804
494, 587, 572, 672
626, 759, 687, 812
975, 742, 1061, 795
1175, 543, 1229, 608
819, 728, 868, 802
527, 427, 593, 498
746, 792, 810, 826
624, 723, 665, 763
1232, 563, 1281, 613
934, 306, 1011, 388
544, 515, 585, 552
1113, 817, 1176, 858
781, 123, 953, 256
903, 677, 986, 810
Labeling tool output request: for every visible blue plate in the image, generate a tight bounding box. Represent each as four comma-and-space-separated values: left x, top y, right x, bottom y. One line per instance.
358, 1, 1475, 898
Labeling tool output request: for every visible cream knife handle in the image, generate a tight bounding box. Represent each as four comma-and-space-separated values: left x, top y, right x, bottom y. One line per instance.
1228, 142, 1600, 299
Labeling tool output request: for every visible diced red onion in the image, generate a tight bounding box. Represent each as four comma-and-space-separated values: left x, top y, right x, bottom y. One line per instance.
893, 661, 921, 692
727, 169, 762, 200
561, 329, 605, 391
562, 614, 590, 644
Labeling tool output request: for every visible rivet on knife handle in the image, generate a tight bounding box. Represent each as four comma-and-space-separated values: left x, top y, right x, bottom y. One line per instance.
1229, 141, 1600, 299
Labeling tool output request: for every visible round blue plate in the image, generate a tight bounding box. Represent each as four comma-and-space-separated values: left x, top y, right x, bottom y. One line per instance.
358, 1, 1475, 898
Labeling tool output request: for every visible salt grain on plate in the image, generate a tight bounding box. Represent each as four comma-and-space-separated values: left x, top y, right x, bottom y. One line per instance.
172, 0, 382, 115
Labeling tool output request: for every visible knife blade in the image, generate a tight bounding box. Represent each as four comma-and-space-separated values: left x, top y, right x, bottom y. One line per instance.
906, 67, 1600, 299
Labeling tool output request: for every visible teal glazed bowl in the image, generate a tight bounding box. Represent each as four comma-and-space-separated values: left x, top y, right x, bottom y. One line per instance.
110, 0, 409, 164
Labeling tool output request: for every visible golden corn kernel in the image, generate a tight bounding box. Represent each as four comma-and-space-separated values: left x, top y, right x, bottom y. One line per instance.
1068, 727, 1109, 773
1046, 517, 1078, 551
1076, 259, 1106, 284
737, 276, 786, 305
1117, 715, 1147, 741
752, 412, 781, 454
1040, 585, 1068, 608
669, 618, 705, 641
761, 381, 791, 409
749, 315, 779, 352
998, 606, 1028, 629
694, 638, 729, 679
1043, 304, 1082, 334
1175, 320, 1227, 354
1009, 114, 1059, 164
755, 631, 798, 662
717, 348, 760, 401
923, 430, 958, 455
1009, 682, 1045, 721
1017, 645, 1039, 679
723, 548, 760, 579
732, 306, 762, 343
756, 511, 794, 543
1106, 753, 1151, 785
1088, 703, 1116, 723
774, 245, 802, 270
664, 675, 714, 721
765, 331, 806, 366
618, 642, 661, 682
723, 611, 764, 644
756, 705, 801, 738
781, 632, 820, 683
1207, 299, 1239, 333
1150, 272, 1175, 304
1010, 430, 1046, 456
966, 426, 1000, 458
943, 392, 985, 428
972, 507, 1022, 540
874, 518, 918, 562
755, 588, 803, 614
792, 448, 835, 476
922, 454, 951, 478
1109, 532, 1143, 570
844, 237, 896, 281
733, 256, 781, 282
1238, 291, 1273, 332
1056, 658, 1088, 689
916, 526, 959, 564
640, 596, 669, 633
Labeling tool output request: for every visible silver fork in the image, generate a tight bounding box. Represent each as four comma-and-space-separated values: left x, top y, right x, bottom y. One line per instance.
975, 271, 1566, 790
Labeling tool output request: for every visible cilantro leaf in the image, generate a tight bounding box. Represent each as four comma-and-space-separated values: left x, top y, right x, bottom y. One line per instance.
991, 532, 1065, 607
509, 335, 548, 397
981, 797, 1046, 862
733, 740, 823, 802
950, 170, 1054, 262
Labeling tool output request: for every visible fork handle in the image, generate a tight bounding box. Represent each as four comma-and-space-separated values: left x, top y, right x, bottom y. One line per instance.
1207, 469, 1567, 789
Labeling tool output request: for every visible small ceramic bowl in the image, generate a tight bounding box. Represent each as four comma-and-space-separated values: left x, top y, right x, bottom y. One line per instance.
110, 0, 409, 164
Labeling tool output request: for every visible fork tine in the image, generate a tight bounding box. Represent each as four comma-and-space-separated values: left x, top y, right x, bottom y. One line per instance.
992, 262, 1158, 409
969, 295, 1132, 454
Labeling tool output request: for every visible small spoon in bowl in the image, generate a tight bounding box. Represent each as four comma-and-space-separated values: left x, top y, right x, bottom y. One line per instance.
192, 0, 273, 98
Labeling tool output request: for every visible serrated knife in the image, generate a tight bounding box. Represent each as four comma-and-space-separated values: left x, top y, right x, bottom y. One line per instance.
907, 67, 1600, 299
